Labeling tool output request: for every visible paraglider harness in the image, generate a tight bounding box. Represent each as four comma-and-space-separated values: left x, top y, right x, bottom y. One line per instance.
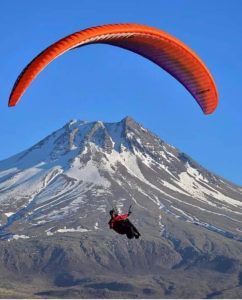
108, 205, 141, 239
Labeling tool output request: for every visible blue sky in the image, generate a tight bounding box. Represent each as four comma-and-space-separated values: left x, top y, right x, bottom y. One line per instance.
1, 0, 242, 185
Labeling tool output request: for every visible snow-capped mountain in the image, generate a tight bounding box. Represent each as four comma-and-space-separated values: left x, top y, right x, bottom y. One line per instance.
1, 116, 242, 298
0, 116, 241, 241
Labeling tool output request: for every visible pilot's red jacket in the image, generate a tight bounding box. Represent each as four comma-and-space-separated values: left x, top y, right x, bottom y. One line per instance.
108, 214, 129, 229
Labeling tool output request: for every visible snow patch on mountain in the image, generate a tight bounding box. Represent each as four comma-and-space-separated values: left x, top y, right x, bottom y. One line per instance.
5, 212, 15, 217
67, 158, 110, 187
177, 163, 242, 207
57, 226, 90, 233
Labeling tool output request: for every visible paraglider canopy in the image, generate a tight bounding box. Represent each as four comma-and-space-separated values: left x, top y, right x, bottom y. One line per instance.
8, 23, 218, 114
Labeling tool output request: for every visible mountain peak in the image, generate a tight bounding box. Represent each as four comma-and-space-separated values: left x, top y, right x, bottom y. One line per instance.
121, 115, 135, 124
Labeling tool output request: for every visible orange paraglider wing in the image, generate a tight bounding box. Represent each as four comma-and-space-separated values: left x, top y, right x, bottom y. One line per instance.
8, 23, 218, 114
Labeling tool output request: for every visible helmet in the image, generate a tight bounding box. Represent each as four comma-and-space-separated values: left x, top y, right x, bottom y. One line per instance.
109, 209, 117, 216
